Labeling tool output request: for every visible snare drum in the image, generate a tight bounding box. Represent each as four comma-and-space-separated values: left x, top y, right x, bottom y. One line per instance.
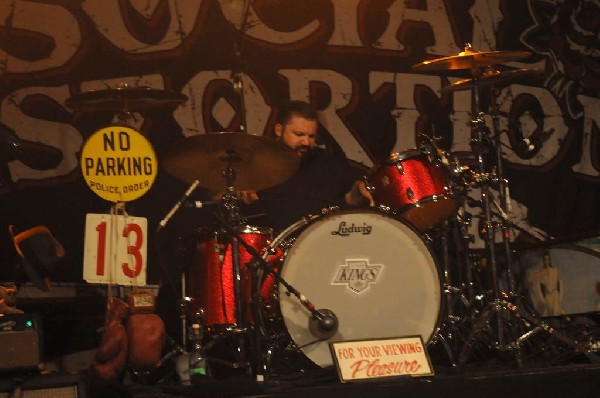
369, 148, 457, 231
187, 226, 272, 329
259, 209, 442, 369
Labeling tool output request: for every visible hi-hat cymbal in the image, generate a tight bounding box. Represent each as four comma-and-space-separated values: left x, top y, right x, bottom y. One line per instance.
65, 86, 188, 112
412, 49, 532, 71
162, 132, 300, 192
441, 68, 543, 92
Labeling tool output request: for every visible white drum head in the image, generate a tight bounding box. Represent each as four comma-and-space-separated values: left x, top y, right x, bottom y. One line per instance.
277, 209, 441, 367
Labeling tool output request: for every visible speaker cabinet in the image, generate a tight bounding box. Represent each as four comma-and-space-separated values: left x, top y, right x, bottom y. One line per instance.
0, 374, 87, 398
0, 313, 41, 371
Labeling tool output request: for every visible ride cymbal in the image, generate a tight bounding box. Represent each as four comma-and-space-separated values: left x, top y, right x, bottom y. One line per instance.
65, 86, 188, 112
161, 132, 300, 192
412, 48, 532, 71
441, 68, 543, 92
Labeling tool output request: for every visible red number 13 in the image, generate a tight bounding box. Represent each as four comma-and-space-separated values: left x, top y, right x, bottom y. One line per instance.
95, 221, 144, 278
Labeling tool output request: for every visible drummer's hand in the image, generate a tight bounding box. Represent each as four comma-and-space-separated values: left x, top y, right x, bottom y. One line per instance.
237, 190, 259, 204
212, 190, 259, 204
210, 190, 258, 204
345, 180, 374, 207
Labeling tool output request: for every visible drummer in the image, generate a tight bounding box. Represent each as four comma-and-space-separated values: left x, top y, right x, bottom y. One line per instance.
230, 100, 373, 233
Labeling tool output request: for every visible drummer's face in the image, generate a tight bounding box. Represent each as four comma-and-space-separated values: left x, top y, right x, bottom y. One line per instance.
275, 115, 318, 158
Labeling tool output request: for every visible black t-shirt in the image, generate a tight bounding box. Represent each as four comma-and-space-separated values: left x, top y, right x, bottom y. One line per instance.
243, 147, 362, 233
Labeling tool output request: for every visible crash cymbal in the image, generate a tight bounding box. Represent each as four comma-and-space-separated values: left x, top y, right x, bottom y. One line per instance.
412, 48, 532, 71
162, 132, 300, 192
441, 68, 543, 92
65, 86, 188, 112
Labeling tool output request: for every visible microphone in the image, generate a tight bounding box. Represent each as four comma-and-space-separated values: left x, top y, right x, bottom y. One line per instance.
308, 308, 339, 340
515, 137, 536, 152
514, 128, 554, 153
184, 200, 218, 208
157, 180, 200, 230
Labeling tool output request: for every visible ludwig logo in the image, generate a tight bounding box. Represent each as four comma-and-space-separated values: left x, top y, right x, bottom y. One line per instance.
331, 221, 372, 236
332, 259, 383, 294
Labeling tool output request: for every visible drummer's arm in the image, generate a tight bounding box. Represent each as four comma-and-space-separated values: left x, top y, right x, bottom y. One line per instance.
345, 179, 374, 207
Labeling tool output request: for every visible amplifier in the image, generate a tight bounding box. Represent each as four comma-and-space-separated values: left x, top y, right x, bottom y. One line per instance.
0, 373, 87, 398
0, 313, 42, 372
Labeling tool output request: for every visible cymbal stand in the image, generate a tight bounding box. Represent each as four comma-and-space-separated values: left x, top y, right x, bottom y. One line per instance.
209, 154, 255, 374
418, 136, 476, 367
489, 86, 518, 293
454, 64, 532, 368
456, 70, 597, 371
428, 218, 471, 368
231, 0, 252, 134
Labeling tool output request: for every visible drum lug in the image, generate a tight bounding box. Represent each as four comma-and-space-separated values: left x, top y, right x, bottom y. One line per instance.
395, 160, 405, 175
362, 175, 375, 193
406, 187, 415, 201
376, 204, 392, 213
421, 232, 433, 244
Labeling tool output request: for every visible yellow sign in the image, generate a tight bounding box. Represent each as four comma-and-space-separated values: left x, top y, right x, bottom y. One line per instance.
80, 125, 157, 202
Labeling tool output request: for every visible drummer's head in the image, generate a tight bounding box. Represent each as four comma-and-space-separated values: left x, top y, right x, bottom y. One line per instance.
275, 100, 318, 158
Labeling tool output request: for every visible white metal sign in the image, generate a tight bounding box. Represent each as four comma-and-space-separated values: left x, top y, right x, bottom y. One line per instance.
83, 213, 148, 286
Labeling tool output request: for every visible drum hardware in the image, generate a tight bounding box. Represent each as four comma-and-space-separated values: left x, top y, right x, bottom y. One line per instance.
427, 219, 471, 368
258, 209, 442, 371
162, 131, 346, 379
210, 210, 343, 378
366, 139, 459, 232
159, 131, 301, 379
65, 84, 188, 116
161, 132, 300, 192
454, 50, 539, 366
440, 68, 544, 93
411, 44, 531, 71
412, 46, 598, 370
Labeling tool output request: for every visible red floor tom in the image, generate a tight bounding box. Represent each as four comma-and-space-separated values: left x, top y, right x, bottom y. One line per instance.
187, 226, 272, 329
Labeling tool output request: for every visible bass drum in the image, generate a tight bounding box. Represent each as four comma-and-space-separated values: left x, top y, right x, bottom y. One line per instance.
259, 208, 442, 369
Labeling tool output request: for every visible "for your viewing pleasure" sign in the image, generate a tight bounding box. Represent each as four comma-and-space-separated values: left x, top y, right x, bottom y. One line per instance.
330, 336, 433, 382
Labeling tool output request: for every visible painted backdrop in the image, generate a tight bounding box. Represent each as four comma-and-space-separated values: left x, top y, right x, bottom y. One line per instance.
0, 0, 598, 284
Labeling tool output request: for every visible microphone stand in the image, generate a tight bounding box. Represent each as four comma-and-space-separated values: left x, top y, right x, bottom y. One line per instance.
211, 210, 337, 380
154, 180, 202, 362
489, 86, 516, 294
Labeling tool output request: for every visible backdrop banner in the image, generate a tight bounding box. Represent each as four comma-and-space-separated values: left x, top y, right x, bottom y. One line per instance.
0, 0, 598, 284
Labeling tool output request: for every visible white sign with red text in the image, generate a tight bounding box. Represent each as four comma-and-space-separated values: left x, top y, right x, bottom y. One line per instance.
83, 213, 147, 286
330, 336, 433, 382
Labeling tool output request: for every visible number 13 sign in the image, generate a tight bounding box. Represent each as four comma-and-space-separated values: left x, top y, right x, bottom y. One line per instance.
83, 213, 148, 286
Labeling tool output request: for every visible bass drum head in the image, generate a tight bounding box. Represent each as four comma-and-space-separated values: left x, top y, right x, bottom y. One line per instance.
277, 209, 441, 367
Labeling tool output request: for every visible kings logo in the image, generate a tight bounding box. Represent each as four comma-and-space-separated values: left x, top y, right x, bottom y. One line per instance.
332, 259, 383, 294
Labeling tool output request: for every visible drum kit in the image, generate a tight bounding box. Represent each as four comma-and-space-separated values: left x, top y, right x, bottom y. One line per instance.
67, 46, 593, 382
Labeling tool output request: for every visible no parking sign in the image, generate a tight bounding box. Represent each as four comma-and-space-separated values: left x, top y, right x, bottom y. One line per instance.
80, 125, 157, 202
80, 125, 156, 285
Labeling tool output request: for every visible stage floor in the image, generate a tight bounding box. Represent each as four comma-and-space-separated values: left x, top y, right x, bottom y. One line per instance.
128, 361, 600, 398
88, 318, 600, 398
2, 311, 600, 398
